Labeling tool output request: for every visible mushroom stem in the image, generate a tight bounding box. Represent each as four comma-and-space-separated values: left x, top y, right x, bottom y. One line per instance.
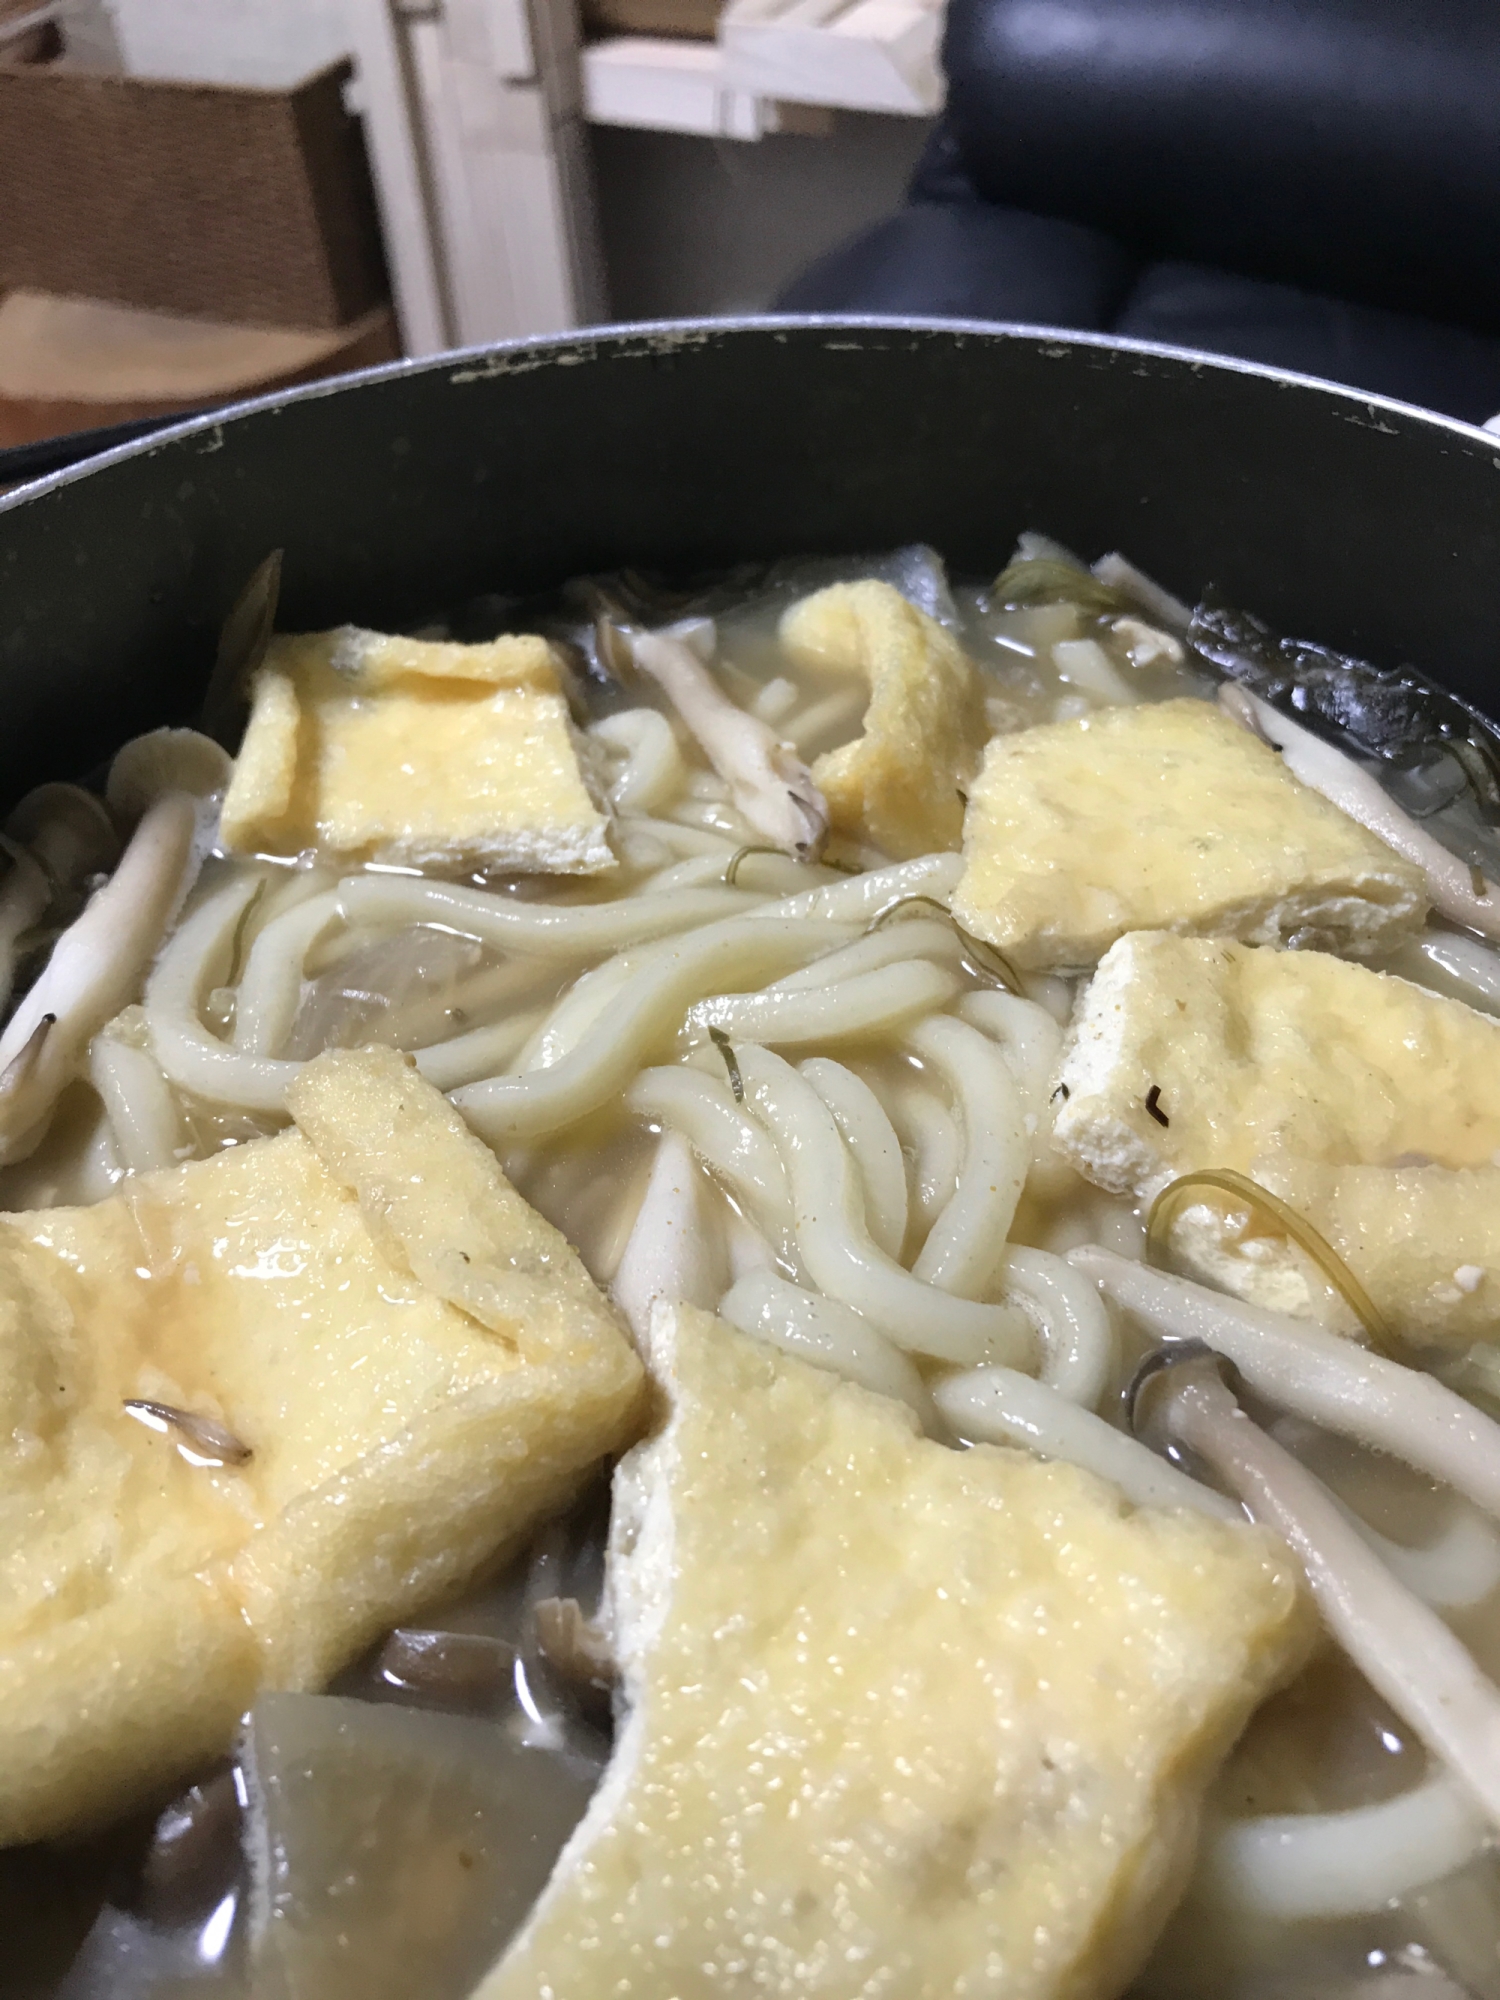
1219, 683, 1500, 937
1069, 1245, 1500, 1523
1146, 1354, 1500, 1830
629, 628, 829, 860
0, 791, 198, 1165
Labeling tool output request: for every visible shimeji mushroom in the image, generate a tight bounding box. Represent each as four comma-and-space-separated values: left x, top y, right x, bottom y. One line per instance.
107, 728, 234, 830
1131, 1345, 1500, 1831
0, 785, 121, 1016
1069, 1247, 1500, 1522
1219, 683, 1500, 937
623, 622, 829, 860
0, 791, 199, 1165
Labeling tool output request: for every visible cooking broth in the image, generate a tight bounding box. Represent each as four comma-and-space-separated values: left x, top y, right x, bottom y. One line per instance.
4, 541, 1500, 1998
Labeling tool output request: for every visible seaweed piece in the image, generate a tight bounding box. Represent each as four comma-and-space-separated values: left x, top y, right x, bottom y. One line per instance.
1146, 1167, 1397, 1357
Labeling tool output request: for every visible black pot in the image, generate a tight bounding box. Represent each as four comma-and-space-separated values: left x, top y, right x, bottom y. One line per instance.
2, 317, 1499, 805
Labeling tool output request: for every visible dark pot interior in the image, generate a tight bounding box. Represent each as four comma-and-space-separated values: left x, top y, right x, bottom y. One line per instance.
2, 317, 1499, 806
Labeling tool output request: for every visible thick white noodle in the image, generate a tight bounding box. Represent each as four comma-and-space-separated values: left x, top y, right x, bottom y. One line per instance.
88, 1034, 183, 1174
520, 950, 654, 1074
335, 873, 760, 957
665, 796, 756, 839
1198, 1773, 1489, 1921
453, 916, 858, 1143
1343, 1501, 1500, 1614
996, 1246, 1118, 1409
626, 1065, 794, 1245
412, 1007, 545, 1090
72, 1095, 124, 1205
801, 1057, 908, 1261
588, 709, 685, 813
611, 1130, 721, 1345
1052, 637, 1141, 707
233, 889, 343, 1054
614, 815, 742, 861
641, 852, 816, 897
887, 1081, 962, 1227
1267, 1416, 1500, 1612
1071, 1248, 1500, 1523
1169, 1373, 1500, 1830
750, 676, 798, 724
145, 875, 305, 1113
934, 1366, 1237, 1519
719, 1268, 935, 1425
955, 988, 1064, 1118
764, 917, 960, 993
770, 852, 963, 925
783, 683, 869, 757
684, 770, 732, 802
739, 1043, 1032, 1367
908, 1015, 1029, 1297
1019, 973, 1074, 1027
1385, 930, 1500, 1018
690, 959, 963, 1048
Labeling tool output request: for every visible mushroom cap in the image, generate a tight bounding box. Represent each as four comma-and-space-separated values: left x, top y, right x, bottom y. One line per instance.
107, 729, 234, 829
4, 783, 120, 886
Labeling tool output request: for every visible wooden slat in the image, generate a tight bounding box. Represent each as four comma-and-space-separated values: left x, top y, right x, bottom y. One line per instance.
342, 0, 455, 353
719, 0, 941, 113
582, 35, 765, 136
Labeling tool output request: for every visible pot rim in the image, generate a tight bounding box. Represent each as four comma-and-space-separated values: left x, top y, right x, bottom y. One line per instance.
4, 313, 1497, 515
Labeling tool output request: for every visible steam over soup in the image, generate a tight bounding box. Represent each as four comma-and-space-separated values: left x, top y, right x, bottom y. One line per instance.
6, 538, 1500, 2000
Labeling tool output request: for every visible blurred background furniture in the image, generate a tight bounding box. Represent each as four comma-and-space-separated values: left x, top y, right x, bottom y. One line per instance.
778, 0, 1500, 424
0, 0, 932, 439
0, 2, 402, 448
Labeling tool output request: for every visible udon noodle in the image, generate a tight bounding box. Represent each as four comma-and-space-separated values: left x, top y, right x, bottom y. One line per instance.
8, 539, 1500, 1999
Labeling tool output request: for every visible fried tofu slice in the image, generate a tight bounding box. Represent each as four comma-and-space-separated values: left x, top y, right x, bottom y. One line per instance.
1172, 1157, 1500, 1349
474, 1302, 1309, 2000
1051, 932, 1500, 1340
0, 1047, 642, 1844
219, 627, 613, 874
953, 698, 1426, 971
779, 580, 985, 859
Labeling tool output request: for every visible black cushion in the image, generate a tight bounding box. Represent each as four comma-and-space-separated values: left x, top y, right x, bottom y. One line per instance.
906, 120, 985, 208
942, 0, 1500, 336
775, 201, 1135, 325
1115, 263, 1500, 425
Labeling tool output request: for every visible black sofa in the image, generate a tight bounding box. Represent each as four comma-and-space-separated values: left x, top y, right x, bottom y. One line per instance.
778, 0, 1500, 425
